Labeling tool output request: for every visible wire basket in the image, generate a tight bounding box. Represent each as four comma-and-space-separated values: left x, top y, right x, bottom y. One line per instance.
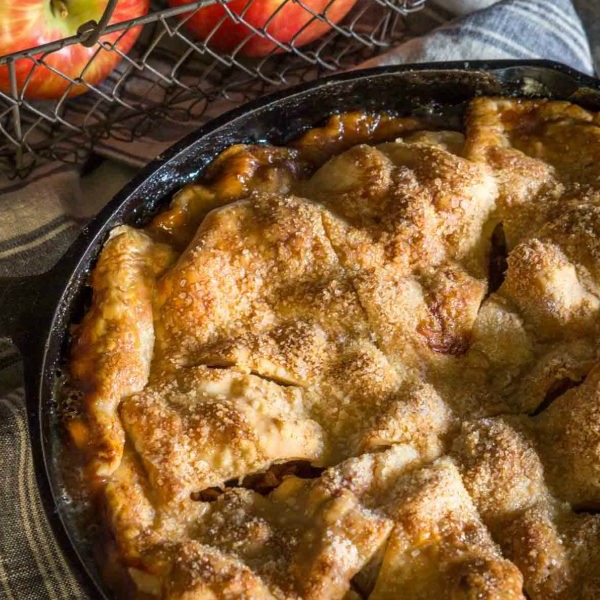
0, 0, 425, 178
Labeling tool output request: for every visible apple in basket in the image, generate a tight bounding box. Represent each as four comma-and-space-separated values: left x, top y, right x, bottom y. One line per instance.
0, 0, 149, 100
168, 0, 358, 57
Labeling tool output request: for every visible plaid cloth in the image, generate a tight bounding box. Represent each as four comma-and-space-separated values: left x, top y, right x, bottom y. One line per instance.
0, 0, 597, 597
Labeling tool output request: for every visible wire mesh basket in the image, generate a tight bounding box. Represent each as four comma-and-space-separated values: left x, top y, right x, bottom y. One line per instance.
0, 0, 425, 178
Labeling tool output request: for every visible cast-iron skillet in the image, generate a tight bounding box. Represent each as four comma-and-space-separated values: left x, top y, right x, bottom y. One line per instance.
1, 60, 599, 599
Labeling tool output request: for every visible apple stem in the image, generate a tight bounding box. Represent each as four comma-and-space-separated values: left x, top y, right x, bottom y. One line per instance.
50, 0, 69, 18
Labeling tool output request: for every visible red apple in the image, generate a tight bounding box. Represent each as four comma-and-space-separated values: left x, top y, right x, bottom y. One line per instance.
0, 0, 149, 99
168, 0, 358, 57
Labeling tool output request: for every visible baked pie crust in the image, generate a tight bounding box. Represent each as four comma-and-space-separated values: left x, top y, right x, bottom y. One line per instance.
67, 100, 600, 599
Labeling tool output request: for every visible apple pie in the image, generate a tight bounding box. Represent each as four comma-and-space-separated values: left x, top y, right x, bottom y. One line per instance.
67, 100, 600, 599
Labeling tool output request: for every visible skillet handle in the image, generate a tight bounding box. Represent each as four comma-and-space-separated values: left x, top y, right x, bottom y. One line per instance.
0, 271, 55, 355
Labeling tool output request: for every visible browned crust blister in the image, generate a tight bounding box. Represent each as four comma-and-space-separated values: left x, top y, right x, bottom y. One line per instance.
69, 101, 600, 599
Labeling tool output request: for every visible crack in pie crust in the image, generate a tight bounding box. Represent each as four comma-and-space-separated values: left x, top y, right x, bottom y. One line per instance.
67, 100, 600, 599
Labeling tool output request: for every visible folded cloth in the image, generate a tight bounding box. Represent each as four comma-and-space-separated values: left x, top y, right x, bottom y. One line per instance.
575, 0, 600, 73
0, 1, 597, 597
362, 0, 593, 72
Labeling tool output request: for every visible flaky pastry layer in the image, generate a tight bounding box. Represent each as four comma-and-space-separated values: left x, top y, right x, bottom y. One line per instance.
68, 101, 600, 599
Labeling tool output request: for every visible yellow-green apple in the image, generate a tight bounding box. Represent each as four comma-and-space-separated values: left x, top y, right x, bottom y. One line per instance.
0, 0, 149, 99
168, 0, 358, 57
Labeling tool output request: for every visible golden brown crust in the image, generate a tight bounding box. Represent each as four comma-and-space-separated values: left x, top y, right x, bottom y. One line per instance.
68, 226, 176, 477
119, 367, 324, 505
535, 363, 600, 507
69, 100, 600, 599
370, 458, 524, 600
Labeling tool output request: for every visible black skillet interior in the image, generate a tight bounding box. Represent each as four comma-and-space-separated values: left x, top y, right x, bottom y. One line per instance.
5, 60, 600, 599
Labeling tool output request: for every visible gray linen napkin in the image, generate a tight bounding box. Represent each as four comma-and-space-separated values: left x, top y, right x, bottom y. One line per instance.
0, 1, 597, 597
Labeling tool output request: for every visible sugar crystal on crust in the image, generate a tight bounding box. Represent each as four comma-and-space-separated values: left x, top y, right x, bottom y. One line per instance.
70, 102, 600, 599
